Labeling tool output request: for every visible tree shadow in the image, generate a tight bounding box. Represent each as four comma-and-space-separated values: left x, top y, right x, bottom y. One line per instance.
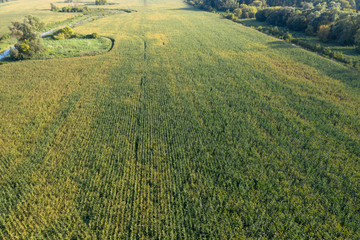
84, 2, 118, 5
168, 7, 201, 12
267, 41, 360, 90
267, 41, 294, 49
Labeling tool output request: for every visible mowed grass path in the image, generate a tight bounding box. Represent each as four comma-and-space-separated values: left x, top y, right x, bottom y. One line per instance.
1, 0, 360, 238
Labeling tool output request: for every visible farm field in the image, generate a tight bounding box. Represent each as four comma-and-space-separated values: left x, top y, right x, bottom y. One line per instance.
1, 0, 360, 238
0, 0, 78, 34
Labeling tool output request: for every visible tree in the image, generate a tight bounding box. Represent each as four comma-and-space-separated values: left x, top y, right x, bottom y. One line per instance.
95, 0, 106, 5
9, 15, 45, 60
317, 25, 330, 42
287, 12, 309, 31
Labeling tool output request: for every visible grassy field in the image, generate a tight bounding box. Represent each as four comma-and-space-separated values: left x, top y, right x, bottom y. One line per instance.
1, 0, 360, 238
33, 36, 113, 59
0, 37, 112, 61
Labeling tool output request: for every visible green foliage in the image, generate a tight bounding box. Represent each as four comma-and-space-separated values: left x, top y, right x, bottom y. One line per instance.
355, 61, 360, 69
10, 36, 44, 60
187, 0, 359, 11
255, 7, 360, 46
62, 6, 88, 12
331, 50, 345, 61
95, 0, 107, 5
224, 4, 257, 19
355, 29, 360, 51
51, 4, 89, 13
89, 32, 99, 39
20, 39, 30, 52
9, 15, 44, 41
53, 26, 75, 40
323, 46, 332, 55
317, 24, 330, 42
9, 15, 45, 60
283, 31, 293, 41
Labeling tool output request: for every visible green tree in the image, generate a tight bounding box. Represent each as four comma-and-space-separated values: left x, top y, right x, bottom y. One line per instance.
317, 24, 331, 42
9, 15, 45, 60
355, 29, 360, 51
95, 0, 107, 5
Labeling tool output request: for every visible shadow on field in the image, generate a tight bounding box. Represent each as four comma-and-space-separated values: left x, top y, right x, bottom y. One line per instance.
267, 41, 360, 90
267, 41, 293, 49
84, 2, 118, 5
168, 7, 201, 11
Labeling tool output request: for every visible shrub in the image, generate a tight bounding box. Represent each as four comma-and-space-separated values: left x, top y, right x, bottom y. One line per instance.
283, 32, 293, 42
233, 8, 242, 18
20, 40, 30, 52
323, 47, 332, 55
331, 51, 345, 61
239, 4, 257, 18
95, 0, 106, 5
89, 33, 99, 39
62, 6, 71, 12
11, 37, 44, 60
57, 6, 87, 12
73, 33, 84, 38
354, 62, 360, 70
53, 32, 66, 40
53, 27, 74, 40
270, 26, 279, 35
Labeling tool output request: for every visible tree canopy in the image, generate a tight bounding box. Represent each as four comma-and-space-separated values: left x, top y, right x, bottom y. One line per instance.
9, 15, 45, 60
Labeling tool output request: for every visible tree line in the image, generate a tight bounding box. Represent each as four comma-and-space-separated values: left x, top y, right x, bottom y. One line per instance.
256, 5, 360, 48
187, 0, 360, 51
187, 0, 360, 11
50, 0, 107, 12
